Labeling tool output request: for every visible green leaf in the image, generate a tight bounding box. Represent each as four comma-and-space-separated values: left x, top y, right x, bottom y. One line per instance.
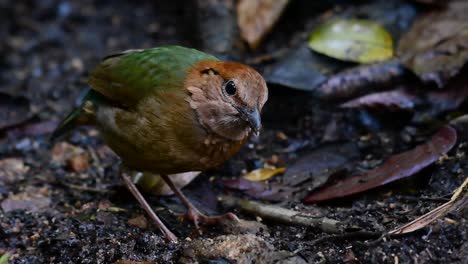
0, 253, 10, 264
308, 19, 393, 63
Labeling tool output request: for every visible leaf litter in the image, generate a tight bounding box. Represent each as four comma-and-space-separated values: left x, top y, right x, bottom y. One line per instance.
304, 125, 457, 203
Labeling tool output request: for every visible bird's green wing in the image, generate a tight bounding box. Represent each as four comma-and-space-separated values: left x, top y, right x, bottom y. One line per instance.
88, 45, 218, 106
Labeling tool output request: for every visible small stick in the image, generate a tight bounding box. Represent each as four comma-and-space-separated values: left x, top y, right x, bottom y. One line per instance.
220, 195, 343, 233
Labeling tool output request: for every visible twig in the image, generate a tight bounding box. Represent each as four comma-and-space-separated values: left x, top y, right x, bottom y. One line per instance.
219, 195, 343, 233
65, 183, 109, 193
307, 231, 384, 247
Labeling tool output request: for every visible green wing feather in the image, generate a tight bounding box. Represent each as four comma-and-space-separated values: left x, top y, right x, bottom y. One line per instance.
88, 45, 218, 106
52, 45, 216, 140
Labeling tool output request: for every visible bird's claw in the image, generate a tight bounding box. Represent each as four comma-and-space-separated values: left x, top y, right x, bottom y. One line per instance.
177, 208, 239, 231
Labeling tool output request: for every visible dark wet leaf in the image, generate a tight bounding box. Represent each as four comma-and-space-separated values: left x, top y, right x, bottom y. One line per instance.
340, 88, 419, 111
237, 0, 289, 49
314, 60, 411, 101
308, 19, 393, 63
284, 143, 359, 189
398, 1, 468, 88
265, 44, 345, 91
223, 178, 295, 202
0, 92, 32, 131
304, 125, 457, 203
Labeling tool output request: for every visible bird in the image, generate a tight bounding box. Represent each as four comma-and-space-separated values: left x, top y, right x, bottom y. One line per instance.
51, 45, 268, 242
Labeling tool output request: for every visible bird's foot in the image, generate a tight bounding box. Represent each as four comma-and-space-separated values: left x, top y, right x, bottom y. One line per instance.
178, 207, 239, 230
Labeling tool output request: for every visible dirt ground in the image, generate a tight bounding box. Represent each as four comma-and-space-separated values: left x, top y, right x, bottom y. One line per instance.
0, 0, 467, 263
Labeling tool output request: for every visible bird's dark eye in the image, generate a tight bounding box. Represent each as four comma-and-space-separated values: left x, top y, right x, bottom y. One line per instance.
224, 80, 237, 96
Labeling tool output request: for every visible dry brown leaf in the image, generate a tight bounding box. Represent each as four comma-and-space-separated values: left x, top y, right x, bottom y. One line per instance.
237, 0, 289, 49
390, 177, 467, 234
398, 1, 468, 88
242, 167, 286, 182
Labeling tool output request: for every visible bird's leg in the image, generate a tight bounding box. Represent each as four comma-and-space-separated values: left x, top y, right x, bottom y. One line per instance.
119, 167, 178, 242
160, 174, 239, 229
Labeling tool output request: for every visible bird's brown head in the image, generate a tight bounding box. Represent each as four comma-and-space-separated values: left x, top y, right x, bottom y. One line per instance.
186, 60, 268, 141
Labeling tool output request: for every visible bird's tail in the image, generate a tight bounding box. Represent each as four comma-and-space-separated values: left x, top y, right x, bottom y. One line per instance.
50, 90, 101, 142
50, 107, 88, 142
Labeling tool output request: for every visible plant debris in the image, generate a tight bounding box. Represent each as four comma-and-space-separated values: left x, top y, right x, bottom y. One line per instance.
304, 125, 457, 203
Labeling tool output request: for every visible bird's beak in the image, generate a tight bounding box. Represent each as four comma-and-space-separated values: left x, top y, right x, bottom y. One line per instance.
244, 108, 261, 135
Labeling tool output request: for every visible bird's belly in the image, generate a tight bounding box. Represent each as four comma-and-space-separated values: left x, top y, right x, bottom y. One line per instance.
95, 105, 245, 174
102, 130, 243, 174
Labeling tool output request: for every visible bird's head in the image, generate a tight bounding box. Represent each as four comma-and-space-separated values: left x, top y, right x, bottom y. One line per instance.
186, 60, 268, 141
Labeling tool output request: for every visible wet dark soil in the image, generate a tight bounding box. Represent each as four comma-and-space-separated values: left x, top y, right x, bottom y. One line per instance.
0, 0, 466, 263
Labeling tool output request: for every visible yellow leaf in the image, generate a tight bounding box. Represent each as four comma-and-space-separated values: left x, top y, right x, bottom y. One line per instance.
308, 19, 393, 63
243, 167, 286, 182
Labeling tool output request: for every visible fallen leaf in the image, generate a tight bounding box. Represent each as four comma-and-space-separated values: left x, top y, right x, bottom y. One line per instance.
242, 167, 285, 182
237, 0, 289, 49
314, 60, 410, 101
128, 214, 148, 230
133, 171, 200, 196
265, 44, 345, 91
265, 1, 415, 92
390, 177, 467, 234
304, 125, 457, 203
0, 158, 28, 184
398, 1, 468, 88
224, 178, 295, 202
308, 19, 393, 63
340, 88, 419, 111
1, 186, 51, 213
284, 143, 359, 189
